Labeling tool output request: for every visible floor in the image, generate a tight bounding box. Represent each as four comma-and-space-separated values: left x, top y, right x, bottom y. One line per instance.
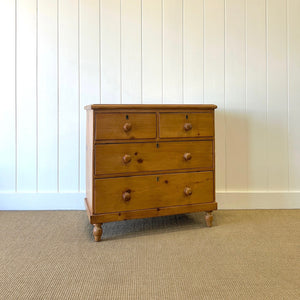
0, 209, 299, 299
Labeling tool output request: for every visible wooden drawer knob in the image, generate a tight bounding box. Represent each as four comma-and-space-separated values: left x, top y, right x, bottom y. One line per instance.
123, 122, 132, 132
183, 152, 192, 161
184, 186, 192, 196
184, 123, 192, 131
122, 191, 131, 201
123, 154, 131, 164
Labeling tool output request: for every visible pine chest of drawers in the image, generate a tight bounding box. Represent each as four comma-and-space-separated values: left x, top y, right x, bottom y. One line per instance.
84, 104, 217, 241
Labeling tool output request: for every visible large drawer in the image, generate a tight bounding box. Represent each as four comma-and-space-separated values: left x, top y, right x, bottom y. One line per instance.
159, 112, 214, 138
94, 141, 213, 176
95, 112, 157, 140
94, 172, 214, 214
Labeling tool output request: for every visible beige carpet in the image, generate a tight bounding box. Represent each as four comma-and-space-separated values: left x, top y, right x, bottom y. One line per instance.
0, 210, 299, 300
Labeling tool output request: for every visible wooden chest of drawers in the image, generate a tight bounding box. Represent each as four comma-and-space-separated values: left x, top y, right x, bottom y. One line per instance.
84, 104, 217, 241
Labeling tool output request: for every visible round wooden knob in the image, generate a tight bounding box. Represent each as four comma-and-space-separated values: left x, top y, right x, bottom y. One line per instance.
184, 187, 192, 196
183, 152, 192, 161
122, 191, 131, 201
123, 154, 131, 164
184, 123, 192, 131
123, 122, 132, 132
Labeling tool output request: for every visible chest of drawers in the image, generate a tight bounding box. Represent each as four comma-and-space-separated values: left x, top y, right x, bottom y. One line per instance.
84, 104, 217, 241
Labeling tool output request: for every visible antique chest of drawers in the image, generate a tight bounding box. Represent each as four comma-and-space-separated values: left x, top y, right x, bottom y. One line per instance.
84, 104, 217, 241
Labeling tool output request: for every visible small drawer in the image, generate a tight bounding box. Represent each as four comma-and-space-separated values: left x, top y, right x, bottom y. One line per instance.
94, 112, 156, 140
94, 171, 214, 214
94, 140, 213, 176
159, 112, 214, 138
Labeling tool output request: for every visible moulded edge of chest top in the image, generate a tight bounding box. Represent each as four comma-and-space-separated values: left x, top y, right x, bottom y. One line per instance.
84, 104, 217, 111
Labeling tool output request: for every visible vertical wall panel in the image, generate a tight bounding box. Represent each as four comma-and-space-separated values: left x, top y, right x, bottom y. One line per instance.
183, 0, 203, 104
204, 0, 225, 190
101, 0, 121, 104
58, 0, 79, 192
0, 0, 15, 192
142, 0, 162, 104
246, 0, 268, 190
288, 0, 300, 190
38, 0, 58, 192
225, 0, 247, 191
16, 0, 37, 192
163, 0, 183, 103
79, 0, 100, 191
121, 0, 141, 104
267, 0, 289, 190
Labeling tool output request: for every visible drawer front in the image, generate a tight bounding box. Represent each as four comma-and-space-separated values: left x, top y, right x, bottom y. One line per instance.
159, 112, 214, 138
94, 172, 213, 214
95, 112, 156, 140
95, 141, 213, 175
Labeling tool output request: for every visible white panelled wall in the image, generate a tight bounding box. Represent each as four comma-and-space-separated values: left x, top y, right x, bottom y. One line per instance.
0, 0, 299, 210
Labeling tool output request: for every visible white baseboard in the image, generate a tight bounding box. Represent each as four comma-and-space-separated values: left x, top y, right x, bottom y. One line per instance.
0, 192, 299, 210
0, 193, 86, 210
217, 192, 300, 209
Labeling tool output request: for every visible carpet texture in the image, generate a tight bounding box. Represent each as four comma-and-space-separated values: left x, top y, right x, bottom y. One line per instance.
0, 210, 299, 300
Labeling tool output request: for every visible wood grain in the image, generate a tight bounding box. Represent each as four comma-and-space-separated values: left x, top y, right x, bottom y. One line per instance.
85, 197, 217, 223
94, 140, 213, 176
94, 112, 157, 140
93, 223, 103, 242
159, 112, 214, 138
85, 104, 217, 110
205, 211, 213, 227
94, 171, 213, 214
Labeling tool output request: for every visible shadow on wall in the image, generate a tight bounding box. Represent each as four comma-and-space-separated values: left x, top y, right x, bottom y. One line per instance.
215, 107, 289, 191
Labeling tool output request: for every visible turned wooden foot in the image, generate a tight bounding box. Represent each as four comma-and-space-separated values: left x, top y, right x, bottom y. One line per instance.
93, 223, 103, 242
205, 211, 213, 227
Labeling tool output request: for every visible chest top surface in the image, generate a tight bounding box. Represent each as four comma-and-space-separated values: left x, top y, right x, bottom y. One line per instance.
84, 104, 217, 111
